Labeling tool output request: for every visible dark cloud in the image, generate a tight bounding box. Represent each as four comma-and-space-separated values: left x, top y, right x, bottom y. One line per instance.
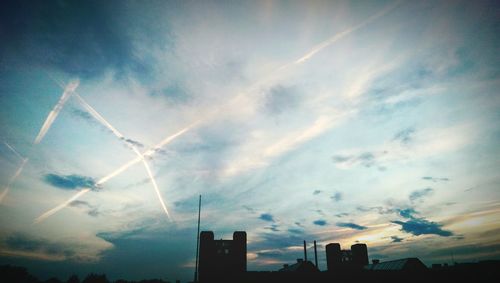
409, 187, 434, 201
422, 176, 450, 182
390, 236, 403, 243
392, 218, 453, 237
4, 233, 75, 257
335, 213, 349, 218
262, 85, 300, 114
95, 225, 199, 281
399, 208, 418, 219
313, 190, 322, 195
0, 1, 156, 78
313, 220, 327, 226
337, 222, 367, 230
331, 192, 343, 202
44, 174, 98, 190
393, 127, 415, 144
259, 213, 274, 222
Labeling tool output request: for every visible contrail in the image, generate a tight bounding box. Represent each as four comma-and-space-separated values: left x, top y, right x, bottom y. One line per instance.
34, 80, 80, 144
95, 120, 200, 185
33, 188, 91, 224
3, 141, 25, 161
34, 2, 400, 222
276, 0, 401, 70
73, 93, 171, 219
39, 77, 173, 220
34, 121, 197, 223
0, 158, 29, 203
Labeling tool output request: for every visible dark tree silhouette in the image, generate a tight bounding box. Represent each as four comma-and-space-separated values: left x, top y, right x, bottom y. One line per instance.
82, 274, 109, 283
66, 274, 80, 283
0, 265, 39, 283
44, 278, 62, 283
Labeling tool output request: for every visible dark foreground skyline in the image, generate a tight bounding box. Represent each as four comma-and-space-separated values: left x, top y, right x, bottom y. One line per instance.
2, 229, 500, 283
1, 1, 499, 282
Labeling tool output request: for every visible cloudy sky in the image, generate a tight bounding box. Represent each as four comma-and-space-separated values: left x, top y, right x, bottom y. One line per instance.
0, 0, 499, 281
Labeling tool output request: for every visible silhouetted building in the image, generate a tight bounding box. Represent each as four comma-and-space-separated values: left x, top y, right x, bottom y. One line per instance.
325, 243, 342, 272
325, 243, 369, 271
364, 258, 427, 272
198, 231, 246, 282
279, 259, 319, 273
352, 243, 369, 266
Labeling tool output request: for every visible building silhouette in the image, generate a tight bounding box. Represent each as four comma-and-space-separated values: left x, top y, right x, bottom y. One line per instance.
198, 231, 246, 282
279, 258, 319, 273
364, 258, 427, 272
325, 243, 368, 271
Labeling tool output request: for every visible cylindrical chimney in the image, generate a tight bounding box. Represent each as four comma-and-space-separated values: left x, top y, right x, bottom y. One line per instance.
303, 240, 307, 262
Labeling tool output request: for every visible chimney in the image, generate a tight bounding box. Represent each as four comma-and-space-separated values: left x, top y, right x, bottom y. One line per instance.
314, 240, 318, 268
303, 240, 307, 262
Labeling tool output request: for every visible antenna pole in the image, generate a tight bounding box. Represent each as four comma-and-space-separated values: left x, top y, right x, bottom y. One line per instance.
194, 195, 201, 282
303, 240, 307, 262
314, 240, 318, 268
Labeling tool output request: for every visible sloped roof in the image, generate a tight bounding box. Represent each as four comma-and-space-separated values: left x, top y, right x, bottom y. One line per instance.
364, 258, 427, 271
279, 260, 319, 272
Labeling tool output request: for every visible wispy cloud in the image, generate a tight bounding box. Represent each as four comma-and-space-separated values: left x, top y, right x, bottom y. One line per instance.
409, 187, 434, 202
422, 176, 450, 182
393, 127, 415, 144
331, 192, 343, 202
332, 151, 386, 169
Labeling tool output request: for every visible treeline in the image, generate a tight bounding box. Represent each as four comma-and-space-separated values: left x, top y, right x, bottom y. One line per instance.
0, 265, 175, 283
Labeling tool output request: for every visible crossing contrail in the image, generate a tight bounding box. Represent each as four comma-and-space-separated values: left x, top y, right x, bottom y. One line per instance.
35, 1, 400, 222
0, 158, 29, 203
35, 78, 172, 221
34, 80, 79, 144
34, 120, 198, 223
73, 93, 171, 219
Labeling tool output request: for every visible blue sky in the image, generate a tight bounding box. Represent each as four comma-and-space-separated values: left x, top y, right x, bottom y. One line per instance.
0, 0, 499, 281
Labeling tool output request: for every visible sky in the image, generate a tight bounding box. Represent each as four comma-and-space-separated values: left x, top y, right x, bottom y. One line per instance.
0, 0, 499, 281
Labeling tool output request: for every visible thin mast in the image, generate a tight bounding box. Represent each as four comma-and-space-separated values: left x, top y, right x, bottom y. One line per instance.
194, 195, 202, 282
